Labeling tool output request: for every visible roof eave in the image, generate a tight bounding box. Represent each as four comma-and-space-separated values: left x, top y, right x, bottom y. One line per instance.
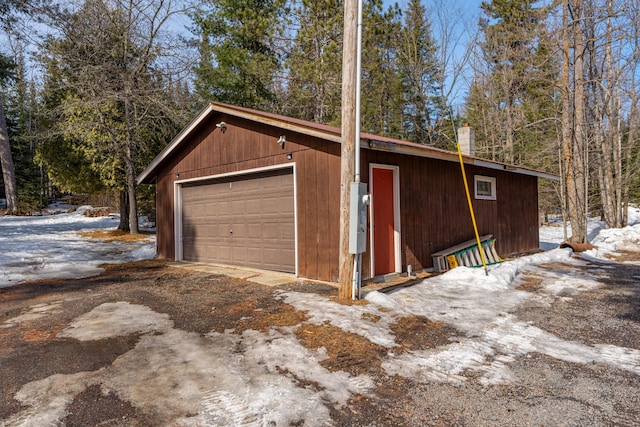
367, 139, 559, 181
137, 102, 343, 185
365, 138, 460, 163
472, 159, 560, 181
138, 101, 559, 184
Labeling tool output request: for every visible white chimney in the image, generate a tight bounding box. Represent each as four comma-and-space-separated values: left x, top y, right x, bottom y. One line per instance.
458, 124, 475, 157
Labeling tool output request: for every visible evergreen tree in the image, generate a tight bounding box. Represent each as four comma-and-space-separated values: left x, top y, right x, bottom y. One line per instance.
3, 46, 47, 211
0, 0, 22, 214
467, 0, 557, 165
285, 0, 343, 125
0, 53, 18, 214
397, 0, 445, 146
360, 0, 404, 139
193, 0, 286, 109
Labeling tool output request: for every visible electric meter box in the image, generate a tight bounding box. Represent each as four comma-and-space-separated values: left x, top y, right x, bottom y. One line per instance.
349, 182, 369, 254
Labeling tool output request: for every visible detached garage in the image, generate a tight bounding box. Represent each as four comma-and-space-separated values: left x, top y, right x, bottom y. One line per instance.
138, 102, 556, 283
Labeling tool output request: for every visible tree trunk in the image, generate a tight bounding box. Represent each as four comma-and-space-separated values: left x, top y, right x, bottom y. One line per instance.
125, 152, 139, 235
561, 0, 577, 243
623, 100, 638, 226
0, 100, 18, 214
569, 0, 588, 243
595, 0, 624, 229
123, 76, 139, 235
118, 190, 130, 232
608, 0, 624, 228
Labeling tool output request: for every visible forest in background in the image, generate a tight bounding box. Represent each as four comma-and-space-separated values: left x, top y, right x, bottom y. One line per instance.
0, 0, 638, 243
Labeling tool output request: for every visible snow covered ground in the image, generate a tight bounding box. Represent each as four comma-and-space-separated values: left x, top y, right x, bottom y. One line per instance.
0, 205, 155, 288
2, 205, 640, 426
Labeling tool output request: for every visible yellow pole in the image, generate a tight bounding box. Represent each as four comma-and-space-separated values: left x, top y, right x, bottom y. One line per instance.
457, 143, 488, 275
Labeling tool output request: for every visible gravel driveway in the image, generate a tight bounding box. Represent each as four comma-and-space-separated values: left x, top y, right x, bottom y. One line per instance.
1, 257, 639, 426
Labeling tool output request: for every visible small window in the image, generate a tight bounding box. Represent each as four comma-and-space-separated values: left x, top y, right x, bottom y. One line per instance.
475, 176, 496, 200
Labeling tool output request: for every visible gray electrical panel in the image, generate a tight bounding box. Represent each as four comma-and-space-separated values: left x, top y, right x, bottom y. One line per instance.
349, 182, 370, 254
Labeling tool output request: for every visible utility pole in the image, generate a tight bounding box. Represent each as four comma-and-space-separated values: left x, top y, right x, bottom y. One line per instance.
338, 0, 359, 299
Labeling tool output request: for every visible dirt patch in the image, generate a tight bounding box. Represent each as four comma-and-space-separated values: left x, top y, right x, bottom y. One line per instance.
294, 324, 387, 376
390, 315, 460, 354
329, 296, 371, 306
79, 229, 154, 243
63, 384, 150, 427
361, 312, 381, 323
516, 276, 543, 291
538, 262, 576, 271
0, 334, 141, 421
335, 376, 417, 426
606, 250, 640, 262
226, 300, 256, 314
23, 326, 63, 343
99, 258, 168, 272
237, 303, 307, 333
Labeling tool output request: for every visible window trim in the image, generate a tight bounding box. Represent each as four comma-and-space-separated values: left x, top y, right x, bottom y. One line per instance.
474, 175, 496, 200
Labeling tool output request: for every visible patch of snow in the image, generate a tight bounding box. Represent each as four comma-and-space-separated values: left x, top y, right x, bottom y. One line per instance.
525, 264, 603, 297
0, 206, 155, 288
280, 291, 399, 348
129, 243, 157, 260
138, 215, 156, 232
58, 301, 174, 340
629, 204, 640, 225
285, 245, 640, 388
582, 221, 640, 262
540, 206, 640, 261
382, 339, 499, 386
7, 372, 98, 427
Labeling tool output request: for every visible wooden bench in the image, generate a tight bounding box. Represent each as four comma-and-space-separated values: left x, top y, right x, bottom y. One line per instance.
431, 234, 501, 273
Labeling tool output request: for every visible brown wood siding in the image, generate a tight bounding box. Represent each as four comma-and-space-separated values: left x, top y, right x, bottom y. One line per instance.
155, 175, 175, 259
153, 112, 539, 281
359, 152, 539, 276
495, 171, 539, 255
154, 113, 343, 281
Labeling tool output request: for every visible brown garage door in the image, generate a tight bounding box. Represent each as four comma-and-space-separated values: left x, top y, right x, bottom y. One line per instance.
180, 168, 295, 273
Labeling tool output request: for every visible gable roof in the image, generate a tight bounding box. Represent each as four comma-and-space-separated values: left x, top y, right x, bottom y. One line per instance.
137, 101, 559, 184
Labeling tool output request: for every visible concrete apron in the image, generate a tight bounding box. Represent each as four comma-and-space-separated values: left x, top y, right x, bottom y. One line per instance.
167, 262, 299, 287
168, 262, 424, 291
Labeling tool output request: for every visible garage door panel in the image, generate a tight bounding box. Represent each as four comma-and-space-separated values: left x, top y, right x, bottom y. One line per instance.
180, 169, 295, 273
230, 223, 246, 238
279, 224, 296, 240
185, 240, 232, 263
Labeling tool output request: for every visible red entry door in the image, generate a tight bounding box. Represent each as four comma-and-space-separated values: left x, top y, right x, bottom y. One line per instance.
372, 167, 396, 275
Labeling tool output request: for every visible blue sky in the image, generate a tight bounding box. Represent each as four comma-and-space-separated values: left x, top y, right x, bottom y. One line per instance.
383, 0, 485, 12
385, 0, 486, 108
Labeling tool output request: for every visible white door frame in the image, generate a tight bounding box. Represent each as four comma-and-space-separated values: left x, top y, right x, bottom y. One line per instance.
173, 163, 298, 275
368, 163, 401, 276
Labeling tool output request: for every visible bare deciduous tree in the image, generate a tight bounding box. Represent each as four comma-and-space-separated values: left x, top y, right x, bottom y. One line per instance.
40, 0, 192, 232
